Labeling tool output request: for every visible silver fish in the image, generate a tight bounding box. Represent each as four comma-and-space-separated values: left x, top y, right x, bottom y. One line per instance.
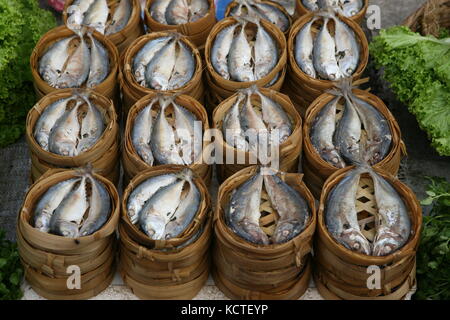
105, 0, 132, 35
228, 22, 254, 82
342, 0, 362, 17
189, 0, 209, 22
173, 102, 198, 165
48, 100, 83, 157
254, 21, 278, 80
127, 173, 178, 224
34, 97, 73, 151
165, 0, 189, 25
86, 33, 109, 88
227, 170, 269, 245
79, 175, 110, 236
333, 97, 361, 164
264, 172, 310, 243
132, 99, 157, 165
39, 36, 75, 87
295, 18, 317, 78
240, 91, 267, 151
332, 15, 359, 77
150, 99, 184, 164
222, 93, 248, 151
67, 5, 85, 28
168, 41, 195, 90
313, 18, 342, 81
34, 178, 79, 233
310, 97, 346, 168
72, 0, 96, 16
151, 0, 171, 24
351, 96, 392, 165
368, 168, 411, 256
326, 168, 371, 254
83, 0, 109, 34
77, 95, 105, 153
302, 0, 318, 10
253, 2, 290, 32
133, 36, 173, 85
211, 23, 238, 80
50, 177, 89, 238
273, 0, 295, 15
145, 39, 177, 90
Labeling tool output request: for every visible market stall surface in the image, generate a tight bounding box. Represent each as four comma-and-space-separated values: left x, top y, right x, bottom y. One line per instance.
0, 0, 448, 300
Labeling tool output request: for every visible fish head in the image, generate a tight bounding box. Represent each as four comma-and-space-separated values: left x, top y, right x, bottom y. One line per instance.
339, 57, 357, 77
273, 220, 303, 244
238, 219, 269, 245
34, 215, 51, 233
340, 228, 371, 255
54, 142, 78, 157
325, 63, 343, 81
322, 148, 346, 168
144, 214, 166, 240
372, 227, 403, 256
53, 220, 79, 238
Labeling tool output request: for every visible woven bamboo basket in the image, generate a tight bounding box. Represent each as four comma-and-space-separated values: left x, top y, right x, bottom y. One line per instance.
295, 0, 369, 24
212, 88, 302, 182
119, 32, 204, 116
122, 93, 211, 186
284, 13, 369, 115
403, 0, 450, 36
213, 166, 316, 300
143, 0, 216, 50
314, 166, 422, 300
17, 169, 120, 299
25, 89, 120, 184
62, 0, 144, 55
30, 26, 120, 105
302, 89, 407, 199
204, 17, 287, 102
224, 0, 293, 35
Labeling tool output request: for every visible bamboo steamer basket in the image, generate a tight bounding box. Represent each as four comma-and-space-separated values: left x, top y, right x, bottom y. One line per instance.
213, 166, 316, 300
122, 93, 211, 186
302, 90, 407, 199
30, 26, 120, 105
120, 32, 204, 115
212, 88, 302, 182
403, 0, 450, 36
62, 0, 144, 55
17, 169, 120, 299
120, 165, 211, 249
285, 13, 369, 112
25, 89, 120, 184
205, 17, 287, 99
314, 166, 422, 300
295, 0, 369, 24
224, 0, 293, 35
144, 0, 216, 50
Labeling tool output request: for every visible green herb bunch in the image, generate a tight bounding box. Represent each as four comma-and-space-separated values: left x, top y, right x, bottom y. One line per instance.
0, 230, 23, 300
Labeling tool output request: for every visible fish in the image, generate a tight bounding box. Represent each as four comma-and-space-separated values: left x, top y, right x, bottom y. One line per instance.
211, 23, 238, 80
50, 177, 89, 238
127, 173, 178, 224
189, 0, 209, 22
132, 99, 157, 165
165, 0, 189, 25
173, 102, 198, 165
67, 5, 85, 27
302, 0, 318, 10
254, 20, 278, 80
318, 0, 339, 7
86, 33, 109, 88
331, 15, 359, 77
253, 2, 290, 32
150, 99, 184, 164
39, 36, 76, 87
351, 96, 392, 165
79, 175, 110, 236
55, 32, 91, 89
368, 168, 411, 256
228, 22, 254, 82
164, 169, 200, 239
222, 93, 248, 151
73, 0, 96, 15
264, 172, 310, 243
325, 167, 371, 254
34, 97, 74, 151
295, 18, 317, 78
83, 0, 109, 34
48, 100, 83, 157
76, 94, 105, 153
139, 178, 186, 239
341, 0, 362, 17
151, 0, 171, 24
333, 97, 361, 164
105, 0, 132, 35
145, 39, 177, 90
168, 41, 195, 90
273, 0, 296, 15
133, 36, 172, 85
34, 178, 80, 232
240, 91, 267, 151
310, 97, 346, 168
313, 18, 342, 81
227, 170, 269, 245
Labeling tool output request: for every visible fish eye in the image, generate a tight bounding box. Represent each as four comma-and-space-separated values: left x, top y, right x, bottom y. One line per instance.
347, 68, 354, 75
63, 231, 69, 236
329, 74, 337, 80
353, 243, 360, 249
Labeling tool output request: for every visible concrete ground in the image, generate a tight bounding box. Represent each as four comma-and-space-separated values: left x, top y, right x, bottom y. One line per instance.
0, 0, 447, 300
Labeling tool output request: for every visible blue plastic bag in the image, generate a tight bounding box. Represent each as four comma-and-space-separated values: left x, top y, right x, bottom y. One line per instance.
215, 0, 234, 20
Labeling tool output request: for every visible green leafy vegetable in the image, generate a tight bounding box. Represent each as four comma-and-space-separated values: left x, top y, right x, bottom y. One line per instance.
370, 26, 450, 156
0, 230, 23, 300
0, 0, 56, 147
414, 177, 450, 300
